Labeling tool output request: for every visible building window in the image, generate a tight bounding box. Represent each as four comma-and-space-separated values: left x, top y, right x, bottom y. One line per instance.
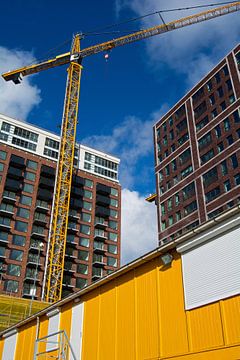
80, 224, 90, 235
107, 256, 117, 267
84, 162, 91, 171
85, 152, 92, 161
14, 126, 38, 142
43, 148, 58, 159
77, 264, 88, 275
0, 217, 11, 227
176, 211, 181, 221
178, 133, 189, 146
83, 190, 92, 199
84, 179, 93, 188
45, 137, 59, 150
184, 201, 197, 215
229, 94, 235, 104
169, 216, 174, 226
12, 137, 37, 151
78, 250, 89, 261
12, 234, 26, 246
206, 81, 212, 92
10, 249, 23, 261
179, 149, 191, 164
211, 109, 218, 119
220, 101, 226, 111
196, 115, 209, 131
17, 207, 30, 219
79, 237, 89, 248
234, 173, 240, 186
181, 165, 193, 178
223, 118, 230, 131
15, 221, 28, 233
201, 149, 214, 164
76, 278, 87, 289
221, 160, 228, 175
230, 153, 238, 169
224, 180, 231, 192
20, 195, 32, 206
205, 187, 220, 203
215, 72, 221, 84
169, 129, 174, 140
110, 209, 118, 218
83, 201, 92, 211
110, 198, 118, 207
4, 280, 19, 293
26, 160, 37, 170
217, 86, 224, 97
23, 183, 34, 194
81, 212, 91, 223
226, 79, 233, 91
0, 163, 4, 172
227, 135, 234, 145
1, 122, 11, 132
0, 151, 7, 160
215, 125, 221, 138
203, 167, 218, 187
109, 220, 118, 230
217, 142, 224, 153
110, 188, 118, 197
7, 264, 21, 277
25, 171, 36, 181
233, 110, 240, 123
209, 94, 215, 105
109, 232, 117, 242
182, 182, 195, 200
198, 132, 212, 150
194, 101, 207, 119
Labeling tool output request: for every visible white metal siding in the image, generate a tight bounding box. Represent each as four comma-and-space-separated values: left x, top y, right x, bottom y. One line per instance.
2, 332, 17, 360
181, 226, 240, 310
70, 302, 84, 360
46, 311, 60, 351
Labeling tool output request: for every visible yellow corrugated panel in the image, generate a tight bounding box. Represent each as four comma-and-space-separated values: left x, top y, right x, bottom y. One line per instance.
187, 302, 224, 351
135, 259, 159, 359
37, 315, 49, 355
82, 289, 100, 360
59, 301, 73, 340
158, 253, 189, 357
98, 281, 117, 360
14, 321, 37, 360
0, 339, 4, 359
164, 344, 240, 359
220, 296, 240, 345
115, 271, 135, 360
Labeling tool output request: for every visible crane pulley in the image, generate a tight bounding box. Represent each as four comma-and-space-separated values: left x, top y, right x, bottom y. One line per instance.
2, 1, 240, 303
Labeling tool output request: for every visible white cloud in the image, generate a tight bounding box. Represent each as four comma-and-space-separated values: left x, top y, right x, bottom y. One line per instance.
121, 188, 157, 264
82, 104, 168, 188
115, 0, 240, 87
0, 46, 41, 119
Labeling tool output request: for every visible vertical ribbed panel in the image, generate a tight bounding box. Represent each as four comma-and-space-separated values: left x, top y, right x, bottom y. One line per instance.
59, 302, 73, 342
135, 260, 159, 359
187, 302, 224, 351
70, 302, 84, 360
221, 296, 240, 345
2, 332, 17, 360
14, 322, 37, 360
37, 316, 49, 355
98, 282, 116, 360
158, 254, 189, 357
116, 271, 135, 360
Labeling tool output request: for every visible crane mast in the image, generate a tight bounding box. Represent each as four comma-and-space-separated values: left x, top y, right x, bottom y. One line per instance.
2, 1, 240, 303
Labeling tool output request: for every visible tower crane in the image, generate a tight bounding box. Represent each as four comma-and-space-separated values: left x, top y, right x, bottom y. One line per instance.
2, 1, 240, 303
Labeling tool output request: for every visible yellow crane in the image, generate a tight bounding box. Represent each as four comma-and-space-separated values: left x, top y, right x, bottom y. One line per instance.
2, 1, 240, 303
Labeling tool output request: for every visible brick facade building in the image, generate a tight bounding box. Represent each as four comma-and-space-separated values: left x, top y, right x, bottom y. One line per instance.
154, 43, 240, 245
0, 114, 121, 300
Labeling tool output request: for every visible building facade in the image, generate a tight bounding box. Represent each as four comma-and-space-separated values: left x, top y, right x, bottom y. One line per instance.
154, 43, 240, 244
0, 114, 121, 300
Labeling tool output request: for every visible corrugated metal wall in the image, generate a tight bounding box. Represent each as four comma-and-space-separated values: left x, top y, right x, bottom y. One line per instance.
0, 252, 239, 359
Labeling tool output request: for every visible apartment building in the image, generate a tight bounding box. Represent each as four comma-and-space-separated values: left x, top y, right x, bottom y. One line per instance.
154, 43, 240, 244
0, 114, 121, 300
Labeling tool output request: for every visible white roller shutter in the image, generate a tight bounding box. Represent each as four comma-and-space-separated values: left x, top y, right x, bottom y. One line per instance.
179, 223, 240, 310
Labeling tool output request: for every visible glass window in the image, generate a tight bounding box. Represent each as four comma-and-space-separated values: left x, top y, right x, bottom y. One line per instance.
17, 207, 30, 219
182, 182, 195, 200
0, 151, 6, 160
20, 195, 32, 206
211, 109, 218, 119
79, 237, 89, 248
83, 201, 92, 211
76, 278, 87, 289
10, 249, 23, 261
83, 190, 92, 199
198, 132, 212, 149
25, 171, 36, 181
227, 135, 234, 145
217, 86, 224, 97
206, 81, 212, 92
107, 257, 117, 267
222, 65, 229, 76
109, 232, 117, 242
4, 280, 18, 293
196, 116, 208, 131
176, 211, 181, 221
205, 187, 220, 203
230, 153, 238, 169
110, 188, 118, 197
7, 264, 21, 277
217, 142, 224, 153
169, 216, 174, 226
80, 224, 90, 235
15, 220, 28, 233
161, 204, 165, 215
0, 163, 4, 172
12, 234, 26, 246
221, 160, 228, 175
233, 110, 240, 123
220, 101, 226, 111
181, 165, 193, 178
0, 231, 8, 241
184, 201, 197, 215
201, 149, 214, 164
1, 122, 11, 132
209, 94, 215, 105
81, 212, 91, 223
110, 209, 118, 218
226, 79, 233, 91
77, 264, 88, 274
23, 183, 34, 194
223, 118, 230, 131
229, 94, 235, 104
224, 180, 231, 192
108, 244, 117, 254
109, 220, 118, 230
0, 203, 14, 213
0, 217, 11, 226
84, 179, 93, 188
161, 221, 166, 230
215, 125, 221, 138
78, 250, 89, 261
215, 72, 221, 83
234, 173, 240, 186
110, 198, 118, 207
26, 160, 37, 170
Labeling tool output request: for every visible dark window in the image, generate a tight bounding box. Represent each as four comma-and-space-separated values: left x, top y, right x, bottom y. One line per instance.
4, 280, 18, 293
12, 235, 26, 246
15, 221, 28, 233
203, 167, 218, 187
184, 201, 197, 215
233, 110, 240, 123
224, 118, 230, 131
10, 249, 23, 261
221, 160, 228, 175
17, 207, 30, 219
224, 180, 231, 192
181, 165, 193, 178
220, 101, 226, 111
227, 135, 234, 145
179, 149, 191, 164
215, 72, 221, 83
234, 173, 240, 186
198, 132, 212, 150
201, 149, 214, 164
196, 115, 208, 131
215, 125, 221, 138
230, 153, 238, 169
209, 94, 215, 105
217, 142, 224, 153
226, 79, 233, 91
194, 101, 207, 119
7, 264, 21, 277
176, 118, 187, 132
222, 65, 229, 76
217, 86, 224, 97
182, 182, 195, 200
211, 109, 218, 119
26, 160, 37, 170
192, 87, 204, 103
206, 81, 212, 92
205, 187, 220, 203
178, 133, 189, 145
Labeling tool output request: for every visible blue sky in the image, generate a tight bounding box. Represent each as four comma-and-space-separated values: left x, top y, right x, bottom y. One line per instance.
0, 0, 239, 263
